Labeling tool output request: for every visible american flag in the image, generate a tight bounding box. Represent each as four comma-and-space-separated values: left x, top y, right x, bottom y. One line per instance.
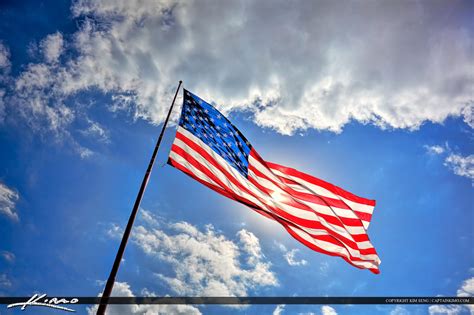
168, 89, 381, 273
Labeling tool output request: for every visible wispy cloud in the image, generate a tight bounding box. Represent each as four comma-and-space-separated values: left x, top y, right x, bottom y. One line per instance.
444, 154, 474, 182
424, 143, 473, 183
39, 32, 64, 64
275, 242, 308, 266
78, 146, 94, 159
273, 304, 285, 315
106, 223, 123, 239
0, 182, 19, 221
456, 277, 474, 314
428, 276, 474, 315
0, 40, 95, 159
424, 145, 445, 155
0, 273, 12, 288
321, 305, 338, 315
390, 305, 409, 315
80, 119, 110, 143
428, 304, 463, 315
0, 251, 15, 263
319, 261, 330, 276
0, 42, 10, 124
284, 249, 308, 267
87, 281, 201, 315
0, 41, 10, 70
139, 208, 160, 226
462, 104, 474, 129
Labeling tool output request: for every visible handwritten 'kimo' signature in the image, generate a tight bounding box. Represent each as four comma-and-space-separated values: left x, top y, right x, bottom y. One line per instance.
7, 293, 78, 312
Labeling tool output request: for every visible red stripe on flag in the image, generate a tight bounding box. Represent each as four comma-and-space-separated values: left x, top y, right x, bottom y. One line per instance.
266, 159, 376, 207
169, 127, 380, 273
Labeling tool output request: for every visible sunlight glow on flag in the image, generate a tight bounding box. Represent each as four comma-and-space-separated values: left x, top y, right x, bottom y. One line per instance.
168, 89, 381, 273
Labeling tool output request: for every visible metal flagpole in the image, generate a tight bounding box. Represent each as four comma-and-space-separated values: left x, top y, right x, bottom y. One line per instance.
96, 80, 183, 315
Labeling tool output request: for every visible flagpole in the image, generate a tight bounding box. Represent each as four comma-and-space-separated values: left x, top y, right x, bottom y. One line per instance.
96, 80, 182, 315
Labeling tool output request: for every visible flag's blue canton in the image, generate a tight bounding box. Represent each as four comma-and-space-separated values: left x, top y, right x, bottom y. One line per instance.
179, 90, 252, 177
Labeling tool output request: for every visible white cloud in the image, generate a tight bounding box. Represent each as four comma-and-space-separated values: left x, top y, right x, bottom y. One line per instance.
424, 143, 473, 183
130, 214, 278, 296
0, 42, 9, 123
237, 229, 263, 265
0, 251, 15, 263
284, 249, 308, 267
3, 0, 473, 140
78, 146, 94, 159
274, 241, 287, 252
428, 305, 463, 315
425, 145, 445, 155
457, 277, 474, 297
0, 274, 12, 288
69, 0, 473, 134
444, 154, 474, 182
139, 208, 160, 226
275, 242, 308, 266
2, 36, 88, 159
429, 277, 474, 315
0, 42, 10, 70
106, 223, 123, 239
13, 62, 75, 134
319, 262, 330, 276
273, 304, 285, 315
457, 277, 474, 314
0, 89, 6, 123
87, 281, 201, 315
321, 305, 337, 315
40, 32, 64, 64
80, 119, 110, 143
0, 182, 19, 221
462, 105, 474, 129
390, 305, 409, 315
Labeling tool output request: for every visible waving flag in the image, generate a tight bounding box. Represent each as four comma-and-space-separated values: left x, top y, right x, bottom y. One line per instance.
168, 89, 381, 273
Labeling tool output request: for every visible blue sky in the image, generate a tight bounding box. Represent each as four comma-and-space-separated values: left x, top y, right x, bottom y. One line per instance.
0, 1, 473, 314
